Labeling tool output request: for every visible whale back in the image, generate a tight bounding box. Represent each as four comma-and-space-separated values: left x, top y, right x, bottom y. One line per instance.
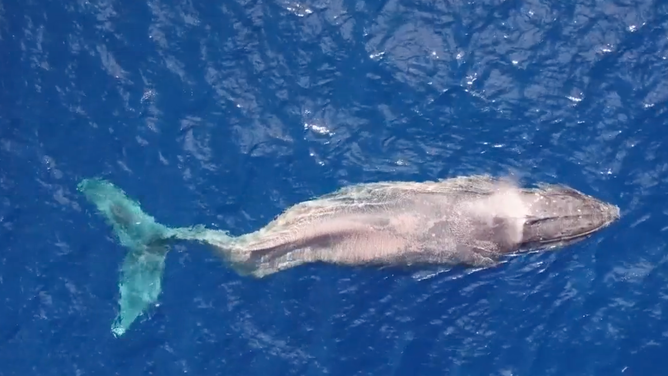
225, 175, 533, 276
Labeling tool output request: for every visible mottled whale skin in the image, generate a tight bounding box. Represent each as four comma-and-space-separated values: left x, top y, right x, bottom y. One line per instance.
78, 175, 620, 336
202, 175, 620, 278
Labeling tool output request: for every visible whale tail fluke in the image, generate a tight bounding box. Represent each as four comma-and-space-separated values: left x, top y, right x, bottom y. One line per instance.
77, 178, 237, 337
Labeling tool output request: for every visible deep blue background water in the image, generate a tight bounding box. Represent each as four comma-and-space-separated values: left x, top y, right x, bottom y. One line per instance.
1, 0, 668, 374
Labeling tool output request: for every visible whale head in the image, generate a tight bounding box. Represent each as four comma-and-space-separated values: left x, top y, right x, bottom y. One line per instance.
518, 184, 620, 250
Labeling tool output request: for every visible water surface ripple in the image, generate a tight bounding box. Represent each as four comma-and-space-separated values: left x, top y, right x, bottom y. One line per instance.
0, 0, 667, 374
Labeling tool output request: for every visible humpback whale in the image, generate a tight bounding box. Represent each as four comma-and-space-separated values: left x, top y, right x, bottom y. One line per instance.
77, 175, 620, 337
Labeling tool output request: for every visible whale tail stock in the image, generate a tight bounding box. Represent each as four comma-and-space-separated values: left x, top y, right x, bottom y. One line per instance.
77, 178, 238, 337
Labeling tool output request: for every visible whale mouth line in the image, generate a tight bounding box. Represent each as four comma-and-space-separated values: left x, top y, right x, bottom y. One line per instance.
524, 224, 602, 247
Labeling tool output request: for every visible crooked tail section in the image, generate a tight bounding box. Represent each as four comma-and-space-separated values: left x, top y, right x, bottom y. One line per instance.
77, 178, 237, 337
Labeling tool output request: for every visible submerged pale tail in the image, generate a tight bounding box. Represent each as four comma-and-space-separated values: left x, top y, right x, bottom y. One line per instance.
77, 178, 236, 337
78, 178, 175, 337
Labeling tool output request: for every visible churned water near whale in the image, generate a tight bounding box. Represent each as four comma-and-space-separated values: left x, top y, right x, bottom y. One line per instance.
78, 174, 620, 337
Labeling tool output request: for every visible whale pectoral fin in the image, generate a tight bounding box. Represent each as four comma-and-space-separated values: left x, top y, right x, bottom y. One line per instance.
453, 245, 499, 268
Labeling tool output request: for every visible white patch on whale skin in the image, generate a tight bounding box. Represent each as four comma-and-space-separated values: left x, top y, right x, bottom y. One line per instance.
463, 178, 528, 245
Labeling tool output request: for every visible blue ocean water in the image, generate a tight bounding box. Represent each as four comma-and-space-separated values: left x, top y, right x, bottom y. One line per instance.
1, 0, 667, 374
